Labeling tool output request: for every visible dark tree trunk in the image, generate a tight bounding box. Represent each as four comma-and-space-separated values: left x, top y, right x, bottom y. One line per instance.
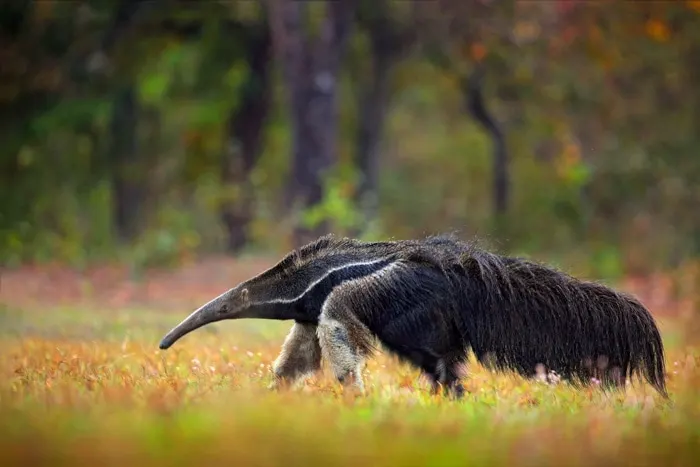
89, 0, 152, 243
353, 1, 413, 225
269, 0, 357, 247
85, 0, 153, 77
354, 53, 390, 223
465, 67, 509, 217
109, 85, 142, 242
220, 21, 272, 253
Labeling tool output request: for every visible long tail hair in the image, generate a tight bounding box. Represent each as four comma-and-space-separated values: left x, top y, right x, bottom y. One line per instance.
421, 236, 668, 396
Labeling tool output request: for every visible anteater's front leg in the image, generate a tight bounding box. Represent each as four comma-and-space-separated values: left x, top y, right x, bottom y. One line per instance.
269, 322, 322, 390
317, 297, 374, 394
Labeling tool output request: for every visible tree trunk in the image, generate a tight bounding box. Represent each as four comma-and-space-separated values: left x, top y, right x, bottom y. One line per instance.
109, 84, 142, 242
354, 1, 412, 226
465, 67, 509, 217
220, 22, 272, 253
268, 0, 357, 247
354, 53, 390, 224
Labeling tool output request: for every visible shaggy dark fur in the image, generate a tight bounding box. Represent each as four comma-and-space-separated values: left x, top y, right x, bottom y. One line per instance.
159, 233, 668, 398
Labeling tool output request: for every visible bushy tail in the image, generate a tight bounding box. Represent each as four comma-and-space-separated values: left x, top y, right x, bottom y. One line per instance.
628, 297, 668, 398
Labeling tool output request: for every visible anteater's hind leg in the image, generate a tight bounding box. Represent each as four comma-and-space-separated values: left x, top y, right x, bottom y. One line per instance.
269, 322, 322, 390
434, 355, 466, 399
391, 347, 465, 399
593, 355, 630, 393
317, 298, 375, 394
415, 352, 466, 399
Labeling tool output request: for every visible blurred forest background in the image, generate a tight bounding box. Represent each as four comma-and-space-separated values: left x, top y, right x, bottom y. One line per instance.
2, 0, 700, 286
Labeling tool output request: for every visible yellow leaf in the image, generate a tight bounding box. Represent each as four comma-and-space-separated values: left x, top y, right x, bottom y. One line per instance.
645, 19, 670, 42
471, 43, 487, 62
588, 25, 603, 44
687, 1, 700, 13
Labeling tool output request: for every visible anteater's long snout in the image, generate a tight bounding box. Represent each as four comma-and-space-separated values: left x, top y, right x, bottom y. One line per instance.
159, 318, 196, 349
159, 307, 209, 349
159, 293, 230, 350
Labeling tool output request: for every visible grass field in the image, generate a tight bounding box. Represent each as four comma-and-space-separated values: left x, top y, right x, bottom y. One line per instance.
1, 262, 699, 466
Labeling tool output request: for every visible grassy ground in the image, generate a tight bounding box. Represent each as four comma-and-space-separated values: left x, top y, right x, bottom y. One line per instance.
1, 261, 699, 466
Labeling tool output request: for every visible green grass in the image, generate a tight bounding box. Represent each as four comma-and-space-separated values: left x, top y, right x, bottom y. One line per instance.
1, 305, 699, 466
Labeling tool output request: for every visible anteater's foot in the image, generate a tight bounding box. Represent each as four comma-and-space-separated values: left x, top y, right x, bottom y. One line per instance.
426, 371, 465, 400
268, 372, 315, 392
267, 378, 285, 391
336, 367, 366, 395
430, 381, 465, 399
449, 382, 465, 400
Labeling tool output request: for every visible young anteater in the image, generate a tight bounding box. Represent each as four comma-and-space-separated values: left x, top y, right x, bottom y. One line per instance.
158, 234, 668, 398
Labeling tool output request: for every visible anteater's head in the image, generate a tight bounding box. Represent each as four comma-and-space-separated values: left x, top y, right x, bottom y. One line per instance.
158, 286, 251, 350
158, 234, 382, 350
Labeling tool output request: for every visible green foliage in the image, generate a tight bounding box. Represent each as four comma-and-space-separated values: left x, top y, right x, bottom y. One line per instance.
31, 98, 112, 138
139, 72, 171, 105
0, 182, 114, 268
588, 245, 626, 282
2, 0, 700, 280
128, 206, 202, 277
137, 42, 201, 105
301, 166, 364, 236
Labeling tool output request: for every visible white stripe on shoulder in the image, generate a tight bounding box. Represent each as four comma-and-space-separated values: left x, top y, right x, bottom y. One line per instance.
257, 257, 398, 305
319, 261, 405, 317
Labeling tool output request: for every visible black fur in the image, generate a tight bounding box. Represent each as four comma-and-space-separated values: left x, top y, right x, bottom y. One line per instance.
262, 233, 668, 396
160, 233, 668, 398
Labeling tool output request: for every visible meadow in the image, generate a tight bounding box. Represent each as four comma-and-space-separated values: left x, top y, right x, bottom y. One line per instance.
1, 259, 699, 466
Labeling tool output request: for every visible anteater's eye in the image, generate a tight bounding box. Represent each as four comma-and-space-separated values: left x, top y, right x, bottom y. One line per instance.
220, 303, 229, 313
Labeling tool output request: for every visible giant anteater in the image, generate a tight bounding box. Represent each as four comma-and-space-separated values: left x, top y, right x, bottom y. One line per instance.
159, 234, 667, 398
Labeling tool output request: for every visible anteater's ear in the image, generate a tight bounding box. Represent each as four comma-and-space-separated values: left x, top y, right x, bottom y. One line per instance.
240, 287, 249, 302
